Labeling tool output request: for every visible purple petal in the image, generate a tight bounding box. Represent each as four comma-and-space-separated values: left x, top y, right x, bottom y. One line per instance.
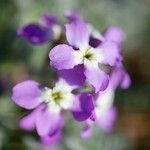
19, 105, 43, 131
35, 108, 64, 137
41, 132, 61, 146
110, 66, 131, 89
17, 23, 52, 44
85, 68, 109, 93
89, 36, 102, 48
49, 44, 77, 70
99, 41, 121, 66
80, 122, 92, 138
96, 106, 117, 132
40, 13, 57, 27
65, 20, 90, 48
120, 69, 131, 89
64, 10, 82, 22
72, 93, 94, 121
20, 112, 36, 131
12, 80, 42, 109
104, 26, 125, 44
58, 64, 86, 87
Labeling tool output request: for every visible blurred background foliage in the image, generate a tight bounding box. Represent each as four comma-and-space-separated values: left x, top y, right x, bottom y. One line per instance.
0, 0, 150, 149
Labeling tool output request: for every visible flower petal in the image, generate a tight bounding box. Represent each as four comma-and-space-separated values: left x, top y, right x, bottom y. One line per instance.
110, 66, 131, 89
65, 20, 90, 48
80, 122, 92, 138
96, 106, 117, 132
72, 93, 94, 121
49, 44, 77, 70
120, 69, 131, 89
17, 23, 52, 44
41, 132, 61, 146
104, 26, 125, 44
19, 106, 43, 131
85, 68, 109, 93
58, 64, 86, 88
12, 80, 42, 109
99, 41, 121, 66
35, 108, 64, 137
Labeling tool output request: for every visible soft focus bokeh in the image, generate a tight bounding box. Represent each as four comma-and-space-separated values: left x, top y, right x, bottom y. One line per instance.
0, 0, 150, 149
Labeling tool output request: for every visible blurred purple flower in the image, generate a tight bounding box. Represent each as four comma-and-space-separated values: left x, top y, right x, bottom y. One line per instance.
95, 64, 130, 130
17, 23, 52, 44
17, 13, 61, 44
49, 20, 122, 93
81, 64, 131, 136
12, 79, 94, 137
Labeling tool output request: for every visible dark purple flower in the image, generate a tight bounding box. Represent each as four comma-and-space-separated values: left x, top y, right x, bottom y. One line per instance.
17, 23, 53, 44
17, 13, 61, 44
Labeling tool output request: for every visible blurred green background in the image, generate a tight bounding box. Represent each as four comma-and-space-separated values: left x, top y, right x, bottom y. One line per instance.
0, 0, 150, 149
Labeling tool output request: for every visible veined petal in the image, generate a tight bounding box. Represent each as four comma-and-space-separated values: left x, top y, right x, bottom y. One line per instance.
58, 64, 86, 88
35, 108, 63, 137
85, 68, 109, 93
12, 80, 42, 109
49, 44, 77, 70
72, 93, 94, 121
17, 23, 52, 44
65, 20, 90, 48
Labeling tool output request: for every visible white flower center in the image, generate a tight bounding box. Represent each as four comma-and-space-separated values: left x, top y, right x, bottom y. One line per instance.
74, 47, 104, 69
40, 80, 74, 113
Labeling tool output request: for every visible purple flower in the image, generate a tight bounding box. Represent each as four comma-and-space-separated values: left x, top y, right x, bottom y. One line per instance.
12, 79, 94, 137
49, 20, 121, 93
17, 13, 61, 44
17, 23, 53, 44
95, 65, 130, 131
80, 64, 131, 136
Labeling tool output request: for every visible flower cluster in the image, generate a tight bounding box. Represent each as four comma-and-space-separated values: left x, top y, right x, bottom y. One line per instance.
12, 11, 130, 147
